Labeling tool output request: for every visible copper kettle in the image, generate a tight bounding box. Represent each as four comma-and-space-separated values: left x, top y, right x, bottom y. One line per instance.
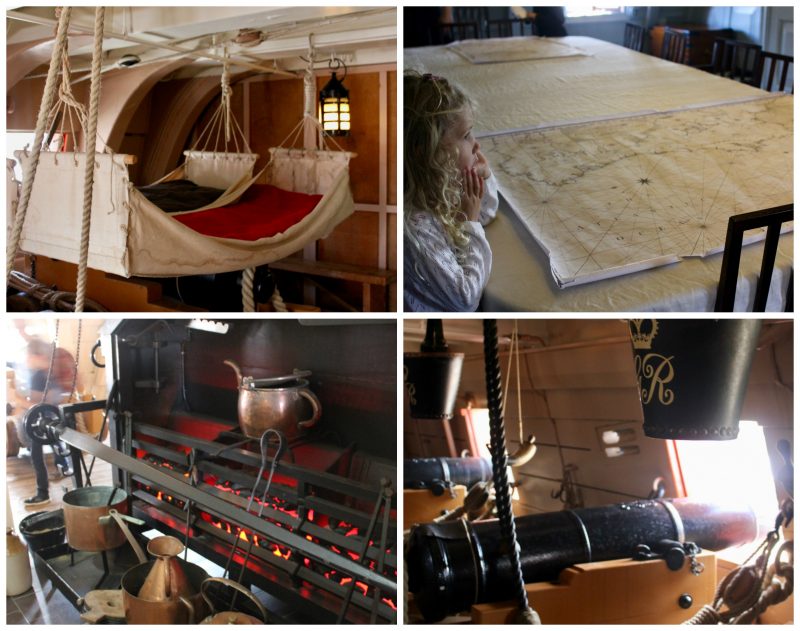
224, 360, 321, 440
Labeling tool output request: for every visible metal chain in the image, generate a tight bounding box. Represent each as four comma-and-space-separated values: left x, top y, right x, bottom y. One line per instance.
41, 319, 60, 402
67, 319, 82, 402
684, 542, 705, 575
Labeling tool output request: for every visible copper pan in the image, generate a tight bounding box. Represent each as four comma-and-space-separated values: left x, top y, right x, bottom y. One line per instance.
62, 486, 129, 552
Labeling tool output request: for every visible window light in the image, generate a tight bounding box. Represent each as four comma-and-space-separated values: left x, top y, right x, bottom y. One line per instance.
673, 420, 779, 531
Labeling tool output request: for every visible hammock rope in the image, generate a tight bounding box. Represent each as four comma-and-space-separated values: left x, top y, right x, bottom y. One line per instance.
51, 45, 88, 141
241, 267, 288, 312
242, 267, 255, 312
6, 6, 72, 281
75, 7, 105, 313
189, 49, 252, 155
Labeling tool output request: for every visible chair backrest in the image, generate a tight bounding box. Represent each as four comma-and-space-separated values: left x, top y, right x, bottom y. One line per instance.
660, 27, 690, 64
623, 23, 645, 52
486, 18, 533, 38
432, 21, 480, 43
714, 204, 793, 312
756, 51, 794, 92
453, 8, 489, 38
709, 38, 762, 84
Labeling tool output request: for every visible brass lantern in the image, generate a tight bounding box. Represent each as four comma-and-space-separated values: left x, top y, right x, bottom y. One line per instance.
319, 58, 350, 136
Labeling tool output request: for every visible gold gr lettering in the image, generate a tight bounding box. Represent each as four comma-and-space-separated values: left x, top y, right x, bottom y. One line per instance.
634, 353, 675, 406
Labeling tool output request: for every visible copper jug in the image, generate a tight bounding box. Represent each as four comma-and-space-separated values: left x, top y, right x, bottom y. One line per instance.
138, 536, 193, 601
224, 360, 321, 440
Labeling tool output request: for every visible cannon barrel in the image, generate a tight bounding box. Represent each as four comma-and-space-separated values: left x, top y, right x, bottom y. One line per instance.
407, 498, 762, 622
404, 457, 493, 494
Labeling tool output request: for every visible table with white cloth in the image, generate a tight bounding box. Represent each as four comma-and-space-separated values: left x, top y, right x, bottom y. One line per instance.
405, 36, 793, 311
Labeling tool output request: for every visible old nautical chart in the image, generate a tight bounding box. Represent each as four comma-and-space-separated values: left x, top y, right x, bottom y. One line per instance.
449, 37, 587, 64
481, 96, 793, 287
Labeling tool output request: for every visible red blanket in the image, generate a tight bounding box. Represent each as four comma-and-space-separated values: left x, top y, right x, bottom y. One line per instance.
173, 184, 323, 241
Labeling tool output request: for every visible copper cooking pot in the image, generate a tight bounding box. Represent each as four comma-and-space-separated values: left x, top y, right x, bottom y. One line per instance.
121, 556, 209, 624
199, 577, 269, 624
62, 486, 130, 552
224, 360, 321, 440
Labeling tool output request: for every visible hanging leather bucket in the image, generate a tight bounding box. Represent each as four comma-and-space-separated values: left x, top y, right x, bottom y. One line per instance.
628, 319, 762, 440
404, 320, 464, 420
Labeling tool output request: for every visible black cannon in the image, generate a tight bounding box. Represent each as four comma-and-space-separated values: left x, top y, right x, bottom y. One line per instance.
407, 498, 762, 622
404, 457, 493, 495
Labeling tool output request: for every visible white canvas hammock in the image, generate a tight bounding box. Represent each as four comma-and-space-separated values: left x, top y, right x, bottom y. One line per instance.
13, 145, 353, 278
8, 9, 354, 308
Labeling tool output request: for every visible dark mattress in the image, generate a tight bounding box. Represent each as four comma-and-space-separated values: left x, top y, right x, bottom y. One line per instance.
137, 179, 225, 212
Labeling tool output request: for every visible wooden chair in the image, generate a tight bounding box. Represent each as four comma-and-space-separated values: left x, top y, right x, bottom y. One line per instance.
756, 51, 794, 92
486, 18, 533, 38
660, 27, 690, 64
453, 7, 489, 38
707, 38, 762, 85
623, 23, 645, 52
432, 21, 480, 43
714, 204, 793, 312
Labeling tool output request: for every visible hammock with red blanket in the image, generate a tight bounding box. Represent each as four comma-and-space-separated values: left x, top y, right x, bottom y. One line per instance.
172, 183, 323, 241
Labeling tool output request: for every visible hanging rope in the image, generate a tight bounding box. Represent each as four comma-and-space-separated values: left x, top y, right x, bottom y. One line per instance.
271, 287, 288, 312
7, 7, 72, 281
483, 320, 541, 625
242, 267, 256, 312
502, 322, 537, 467
41, 319, 60, 403
189, 50, 251, 155
51, 45, 87, 139
75, 7, 105, 313
221, 52, 232, 144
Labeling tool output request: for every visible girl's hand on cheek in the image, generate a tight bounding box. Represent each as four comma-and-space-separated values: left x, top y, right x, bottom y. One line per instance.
475, 150, 491, 180
460, 168, 484, 222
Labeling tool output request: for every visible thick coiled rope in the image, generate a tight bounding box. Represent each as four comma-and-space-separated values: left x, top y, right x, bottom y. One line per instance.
242, 267, 256, 312
483, 319, 540, 624
242, 267, 288, 312
75, 7, 105, 313
6, 7, 72, 281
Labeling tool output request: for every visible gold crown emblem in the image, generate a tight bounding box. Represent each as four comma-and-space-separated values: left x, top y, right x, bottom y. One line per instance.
630, 319, 659, 350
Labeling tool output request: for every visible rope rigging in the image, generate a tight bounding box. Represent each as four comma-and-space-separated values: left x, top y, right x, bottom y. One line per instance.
683, 501, 793, 624
7, 6, 73, 283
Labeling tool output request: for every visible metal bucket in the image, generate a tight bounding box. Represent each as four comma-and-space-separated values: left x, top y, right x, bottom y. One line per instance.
19, 509, 66, 552
62, 486, 128, 551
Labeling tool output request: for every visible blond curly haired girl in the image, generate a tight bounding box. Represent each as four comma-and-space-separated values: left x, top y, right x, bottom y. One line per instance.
404, 71, 498, 312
